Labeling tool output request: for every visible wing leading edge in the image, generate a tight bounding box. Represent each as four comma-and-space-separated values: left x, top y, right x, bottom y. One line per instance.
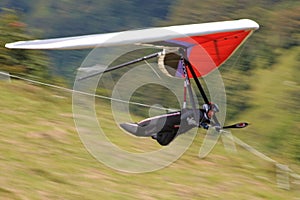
5, 19, 258, 50
5, 19, 259, 77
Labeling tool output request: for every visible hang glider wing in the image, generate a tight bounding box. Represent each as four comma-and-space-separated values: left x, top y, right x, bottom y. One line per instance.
5, 19, 259, 77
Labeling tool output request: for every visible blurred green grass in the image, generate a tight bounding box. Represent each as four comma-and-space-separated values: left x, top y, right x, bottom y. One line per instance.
228, 47, 300, 164
0, 48, 299, 199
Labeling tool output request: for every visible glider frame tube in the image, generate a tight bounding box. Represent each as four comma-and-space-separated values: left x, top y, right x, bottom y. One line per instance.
78, 51, 163, 81
185, 59, 221, 127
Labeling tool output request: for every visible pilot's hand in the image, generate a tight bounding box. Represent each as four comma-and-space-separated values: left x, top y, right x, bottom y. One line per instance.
200, 122, 209, 130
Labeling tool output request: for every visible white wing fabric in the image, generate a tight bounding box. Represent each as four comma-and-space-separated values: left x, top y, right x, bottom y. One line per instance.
5, 19, 259, 77
5, 19, 259, 50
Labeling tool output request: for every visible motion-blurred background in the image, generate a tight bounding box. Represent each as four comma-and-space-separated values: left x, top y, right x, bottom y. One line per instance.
0, 1, 299, 199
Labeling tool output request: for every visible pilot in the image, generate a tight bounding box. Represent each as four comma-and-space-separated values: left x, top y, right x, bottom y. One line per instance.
153, 103, 219, 145
120, 103, 220, 146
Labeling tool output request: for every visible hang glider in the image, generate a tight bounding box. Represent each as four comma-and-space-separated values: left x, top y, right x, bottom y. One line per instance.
6, 19, 259, 147
6, 19, 259, 78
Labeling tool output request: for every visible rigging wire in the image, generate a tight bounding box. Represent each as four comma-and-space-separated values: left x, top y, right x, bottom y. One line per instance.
2, 72, 176, 112
228, 40, 248, 71
144, 59, 161, 80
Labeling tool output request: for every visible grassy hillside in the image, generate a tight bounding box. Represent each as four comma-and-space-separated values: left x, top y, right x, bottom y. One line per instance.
0, 53, 299, 199
225, 47, 300, 164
